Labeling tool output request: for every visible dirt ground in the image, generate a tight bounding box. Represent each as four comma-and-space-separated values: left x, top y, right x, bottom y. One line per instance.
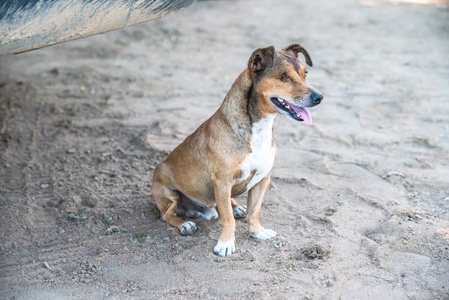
1, 0, 449, 299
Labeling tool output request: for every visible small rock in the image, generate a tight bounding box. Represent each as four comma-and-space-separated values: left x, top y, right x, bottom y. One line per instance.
415, 214, 424, 220
43, 261, 52, 270
382, 171, 406, 179
325, 207, 337, 216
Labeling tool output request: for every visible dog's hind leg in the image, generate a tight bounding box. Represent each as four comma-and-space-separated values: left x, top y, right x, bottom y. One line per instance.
178, 192, 218, 220
152, 164, 197, 236
246, 175, 277, 240
231, 198, 247, 219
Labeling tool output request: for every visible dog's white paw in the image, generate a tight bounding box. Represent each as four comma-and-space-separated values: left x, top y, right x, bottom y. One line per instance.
253, 229, 277, 240
202, 207, 218, 220
233, 205, 247, 219
214, 239, 236, 257
180, 221, 197, 236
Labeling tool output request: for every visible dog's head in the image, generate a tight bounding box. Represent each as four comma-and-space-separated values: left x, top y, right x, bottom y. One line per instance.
248, 44, 323, 125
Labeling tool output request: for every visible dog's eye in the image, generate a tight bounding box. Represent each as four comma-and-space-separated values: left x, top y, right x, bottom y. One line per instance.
305, 70, 308, 75
280, 73, 291, 82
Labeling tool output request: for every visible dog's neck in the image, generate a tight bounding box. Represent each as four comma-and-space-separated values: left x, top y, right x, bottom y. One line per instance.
219, 69, 273, 133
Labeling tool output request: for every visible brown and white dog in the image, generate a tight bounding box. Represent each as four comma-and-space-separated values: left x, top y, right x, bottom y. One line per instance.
152, 44, 323, 257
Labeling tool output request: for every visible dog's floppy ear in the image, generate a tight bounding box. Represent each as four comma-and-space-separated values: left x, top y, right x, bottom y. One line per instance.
284, 44, 313, 67
248, 46, 276, 73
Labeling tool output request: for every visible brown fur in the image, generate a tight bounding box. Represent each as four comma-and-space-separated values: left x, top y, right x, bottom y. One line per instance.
152, 44, 322, 256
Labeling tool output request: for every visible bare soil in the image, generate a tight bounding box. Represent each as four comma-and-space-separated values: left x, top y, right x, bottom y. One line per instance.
1, 0, 449, 299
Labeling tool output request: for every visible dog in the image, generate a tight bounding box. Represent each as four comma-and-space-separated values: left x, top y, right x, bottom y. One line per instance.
152, 44, 323, 257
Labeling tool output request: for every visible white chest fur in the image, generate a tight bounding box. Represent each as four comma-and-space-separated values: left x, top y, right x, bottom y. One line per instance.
239, 115, 276, 191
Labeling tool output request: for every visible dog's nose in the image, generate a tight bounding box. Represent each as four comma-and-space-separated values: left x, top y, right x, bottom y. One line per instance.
311, 92, 323, 105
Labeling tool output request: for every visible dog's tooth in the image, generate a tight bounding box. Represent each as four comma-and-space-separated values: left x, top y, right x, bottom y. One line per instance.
285, 105, 290, 109
278, 99, 284, 103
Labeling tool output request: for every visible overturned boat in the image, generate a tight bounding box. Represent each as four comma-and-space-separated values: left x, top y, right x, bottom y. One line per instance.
0, 0, 196, 56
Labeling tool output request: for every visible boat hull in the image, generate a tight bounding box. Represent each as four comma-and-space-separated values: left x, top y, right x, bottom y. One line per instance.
0, 0, 196, 55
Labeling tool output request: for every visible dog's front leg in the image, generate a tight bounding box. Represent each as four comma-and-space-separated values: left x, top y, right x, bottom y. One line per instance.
213, 181, 236, 257
247, 175, 277, 240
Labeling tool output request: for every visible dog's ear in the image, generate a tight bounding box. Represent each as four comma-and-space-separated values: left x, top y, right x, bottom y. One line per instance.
284, 44, 313, 67
248, 46, 276, 73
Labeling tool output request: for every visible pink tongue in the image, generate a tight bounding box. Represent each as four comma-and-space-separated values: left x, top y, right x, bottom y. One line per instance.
291, 106, 313, 125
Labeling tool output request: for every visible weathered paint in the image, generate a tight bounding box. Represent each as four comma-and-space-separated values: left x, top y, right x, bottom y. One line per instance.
0, 0, 196, 56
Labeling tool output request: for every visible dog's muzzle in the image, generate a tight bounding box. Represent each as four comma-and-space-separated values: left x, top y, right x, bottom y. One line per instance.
270, 97, 313, 125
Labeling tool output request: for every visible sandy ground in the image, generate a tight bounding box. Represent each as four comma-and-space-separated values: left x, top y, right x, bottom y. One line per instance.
1, 0, 449, 299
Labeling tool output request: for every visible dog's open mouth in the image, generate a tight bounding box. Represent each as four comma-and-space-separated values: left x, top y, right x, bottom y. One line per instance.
270, 97, 313, 125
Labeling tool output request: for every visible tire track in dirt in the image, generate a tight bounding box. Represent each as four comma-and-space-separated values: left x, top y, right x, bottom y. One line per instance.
0, 72, 170, 290
0, 81, 66, 289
